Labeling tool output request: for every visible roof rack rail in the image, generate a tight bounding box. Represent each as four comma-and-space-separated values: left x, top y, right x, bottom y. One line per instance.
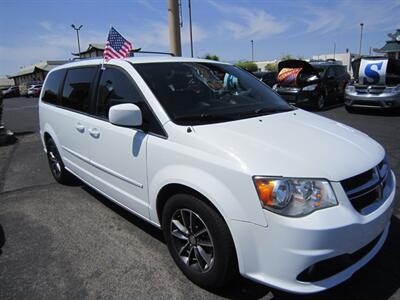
130, 50, 175, 57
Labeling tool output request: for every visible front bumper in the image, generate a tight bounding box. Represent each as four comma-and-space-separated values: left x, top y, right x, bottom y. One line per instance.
345, 91, 400, 108
230, 172, 396, 294
277, 89, 318, 107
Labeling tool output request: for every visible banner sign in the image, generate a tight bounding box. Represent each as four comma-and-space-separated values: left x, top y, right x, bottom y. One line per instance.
277, 68, 302, 86
359, 59, 388, 85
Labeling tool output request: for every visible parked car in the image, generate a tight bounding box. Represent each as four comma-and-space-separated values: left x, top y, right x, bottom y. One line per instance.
2, 86, 20, 98
39, 57, 395, 294
345, 56, 400, 112
252, 71, 277, 87
27, 84, 42, 97
273, 60, 350, 110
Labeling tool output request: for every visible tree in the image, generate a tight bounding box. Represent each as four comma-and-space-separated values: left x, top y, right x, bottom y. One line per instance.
204, 54, 220, 61
264, 63, 277, 72
235, 61, 258, 72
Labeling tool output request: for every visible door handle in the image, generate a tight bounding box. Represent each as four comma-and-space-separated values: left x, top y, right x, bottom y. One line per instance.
88, 128, 100, 138
75, 123, 85, 133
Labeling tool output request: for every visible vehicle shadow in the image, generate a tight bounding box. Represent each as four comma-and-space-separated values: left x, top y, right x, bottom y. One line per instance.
347, 107, 400, 117
0, 224, 5, 255
81, 185, 164, 243
80, 183, 400, 299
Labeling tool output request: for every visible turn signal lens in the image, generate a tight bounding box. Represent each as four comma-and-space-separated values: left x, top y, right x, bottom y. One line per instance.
254, 178, 291, 209
254, 179, 275, 206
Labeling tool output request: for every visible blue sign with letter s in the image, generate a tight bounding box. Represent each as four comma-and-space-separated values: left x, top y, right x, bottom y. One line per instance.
359, 59, 388, 85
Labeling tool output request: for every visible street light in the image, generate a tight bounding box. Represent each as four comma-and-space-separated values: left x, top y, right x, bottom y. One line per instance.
251, 40, 254, 61
71, 24, 83, 58
359, 22, 364, 56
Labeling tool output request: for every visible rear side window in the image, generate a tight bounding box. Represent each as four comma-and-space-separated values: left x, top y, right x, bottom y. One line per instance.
61, 67, 97, 113
42, 69, 65, 104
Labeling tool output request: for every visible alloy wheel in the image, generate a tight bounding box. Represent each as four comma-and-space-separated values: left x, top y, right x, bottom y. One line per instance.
170, 208, 215, 273
47, 143, 62, 178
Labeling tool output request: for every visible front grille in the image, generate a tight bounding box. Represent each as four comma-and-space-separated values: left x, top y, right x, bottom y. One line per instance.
297, 232, 382, 282
341, 158, 392, 214
354, 84, 385, 94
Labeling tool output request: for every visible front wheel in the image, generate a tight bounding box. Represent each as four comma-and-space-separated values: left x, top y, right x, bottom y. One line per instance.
316, 94, 326, 110
162, 193, 237, 289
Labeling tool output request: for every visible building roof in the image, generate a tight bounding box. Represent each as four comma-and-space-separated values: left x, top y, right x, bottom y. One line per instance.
72, 43, 142, 56
0, 77, 14, 87
374, 28, 400, 53
9, 60, 68, 78
72, 43, 105, 56
374, 40, 400, 53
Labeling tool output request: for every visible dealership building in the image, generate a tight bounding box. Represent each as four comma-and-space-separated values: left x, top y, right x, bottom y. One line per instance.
9, 60, 68, 88
374, 28, 400, 59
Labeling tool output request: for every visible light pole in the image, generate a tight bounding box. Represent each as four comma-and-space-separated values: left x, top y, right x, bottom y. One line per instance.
71, 24, 83, 58
333, 41, 336, 60
188, 0, 194, 57
251, 40, 254, 61
359, 22, 364, 56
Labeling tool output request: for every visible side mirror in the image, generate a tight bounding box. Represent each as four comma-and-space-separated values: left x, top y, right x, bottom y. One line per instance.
109, 103, 142, 127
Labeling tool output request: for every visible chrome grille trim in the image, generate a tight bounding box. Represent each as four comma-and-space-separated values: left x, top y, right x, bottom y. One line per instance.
341, 158, 390, 213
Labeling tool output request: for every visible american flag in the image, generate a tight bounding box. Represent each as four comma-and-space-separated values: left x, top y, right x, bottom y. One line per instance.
103, 27, 133, 61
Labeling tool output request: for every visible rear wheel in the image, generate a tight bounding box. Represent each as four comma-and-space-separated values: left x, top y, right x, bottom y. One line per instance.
46, 137, 73, 184
162, 193, 237, 289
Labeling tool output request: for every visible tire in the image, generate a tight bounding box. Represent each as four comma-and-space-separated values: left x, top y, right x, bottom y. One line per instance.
162, 193, 237, 289
316, 93, 326, 110
46, 137, 73, 184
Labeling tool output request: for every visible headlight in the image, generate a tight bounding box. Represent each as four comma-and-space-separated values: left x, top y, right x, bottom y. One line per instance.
253, 177, 337, 217
345, 85, 355, 93
302, 84, 317, 91
385, 85, 400, 94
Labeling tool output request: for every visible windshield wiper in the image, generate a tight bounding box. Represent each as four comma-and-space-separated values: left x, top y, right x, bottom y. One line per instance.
238, 107, 293, 118
174, 113, 235, 123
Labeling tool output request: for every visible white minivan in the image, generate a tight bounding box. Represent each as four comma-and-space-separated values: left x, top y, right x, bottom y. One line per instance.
39, 57, 396, 294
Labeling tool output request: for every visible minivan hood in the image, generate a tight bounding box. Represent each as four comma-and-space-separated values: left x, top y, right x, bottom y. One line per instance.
192, 110, 384, 181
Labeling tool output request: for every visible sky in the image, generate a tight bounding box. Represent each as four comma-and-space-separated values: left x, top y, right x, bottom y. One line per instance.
0, 0, 399, 76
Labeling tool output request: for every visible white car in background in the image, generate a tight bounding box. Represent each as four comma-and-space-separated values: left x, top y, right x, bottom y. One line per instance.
39, 56, 396, 294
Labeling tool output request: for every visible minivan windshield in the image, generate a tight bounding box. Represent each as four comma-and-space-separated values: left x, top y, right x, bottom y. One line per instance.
133, 62, 293, 125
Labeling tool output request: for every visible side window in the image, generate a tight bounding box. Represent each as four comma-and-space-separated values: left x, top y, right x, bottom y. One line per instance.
96, 68, 142, 118
61, 67, 97, 113
42, 69, 65, 104
96, 68, 165, 136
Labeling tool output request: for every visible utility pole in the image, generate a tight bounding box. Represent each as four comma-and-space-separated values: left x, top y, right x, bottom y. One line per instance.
359, 22, 364, 56
251, 40, 254, 61
168, 0, 182, 56
71, 24, 83, 58
188, 0, 194, 57
333, 42, 336, 60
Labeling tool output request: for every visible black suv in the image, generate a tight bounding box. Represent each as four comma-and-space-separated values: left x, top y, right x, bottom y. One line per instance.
252, 71, 277, 88
273, 60, 350, 110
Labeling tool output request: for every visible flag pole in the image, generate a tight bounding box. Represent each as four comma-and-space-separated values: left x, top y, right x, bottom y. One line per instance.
101, 25, 112, 70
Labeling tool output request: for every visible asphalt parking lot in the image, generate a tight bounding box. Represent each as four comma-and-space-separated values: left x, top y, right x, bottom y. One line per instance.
0, 97, 399, 300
